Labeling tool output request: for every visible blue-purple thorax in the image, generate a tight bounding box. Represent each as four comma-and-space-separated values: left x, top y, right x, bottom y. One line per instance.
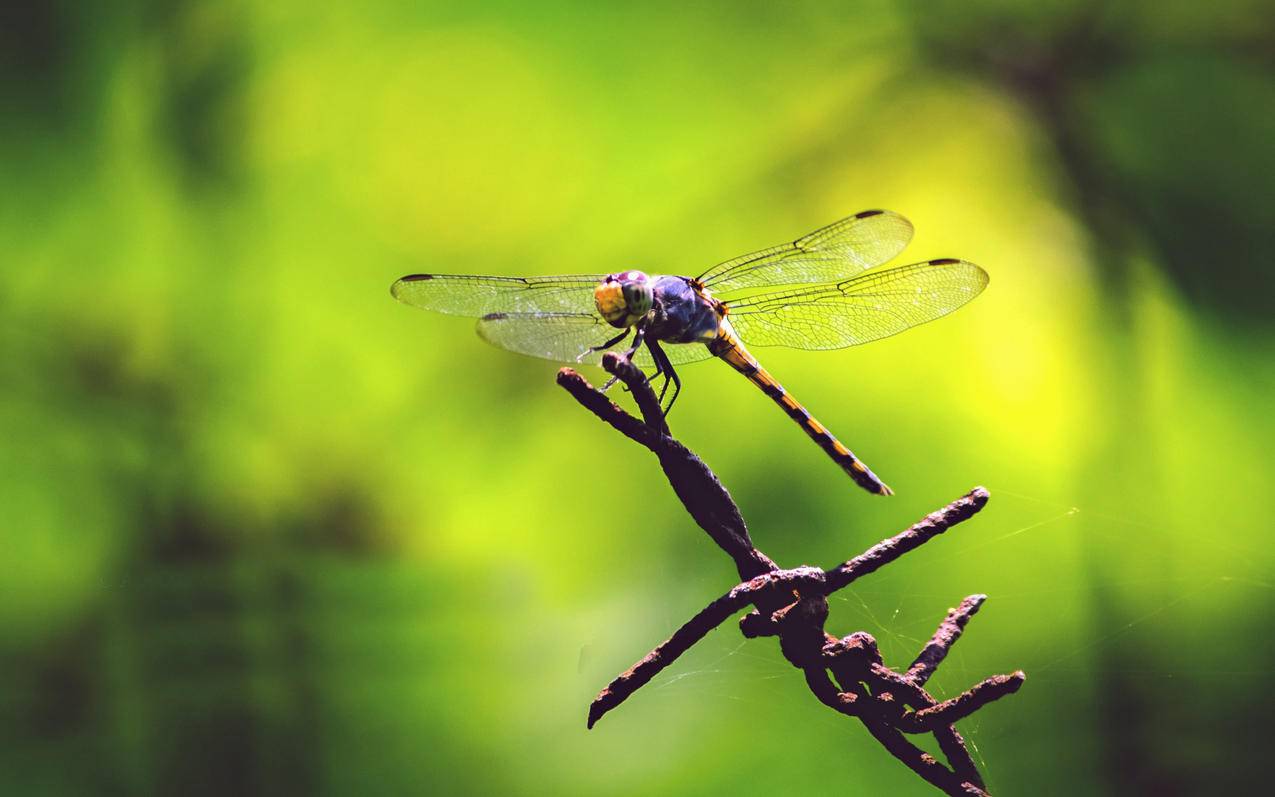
647, 275, 723, 344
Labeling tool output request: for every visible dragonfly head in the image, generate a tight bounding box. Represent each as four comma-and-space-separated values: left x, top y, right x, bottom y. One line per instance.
595, 270, 653, 328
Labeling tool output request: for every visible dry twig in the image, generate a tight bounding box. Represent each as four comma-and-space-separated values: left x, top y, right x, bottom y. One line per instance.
558, 353, 1025, 797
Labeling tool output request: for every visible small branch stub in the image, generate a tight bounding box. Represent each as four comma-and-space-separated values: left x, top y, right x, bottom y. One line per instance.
558, 363, 1024, 797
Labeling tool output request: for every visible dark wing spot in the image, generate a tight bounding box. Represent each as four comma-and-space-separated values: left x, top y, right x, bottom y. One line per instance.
398, 274, 435, 281
855, 209, 885, 218
929, 258, 961, 265
481, 312, 507, 321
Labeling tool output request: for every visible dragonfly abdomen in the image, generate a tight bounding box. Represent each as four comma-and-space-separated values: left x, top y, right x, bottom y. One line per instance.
709, 333, 893, 496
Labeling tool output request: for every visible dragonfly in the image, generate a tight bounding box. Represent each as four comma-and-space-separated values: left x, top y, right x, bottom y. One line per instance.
391, 210, 987, 496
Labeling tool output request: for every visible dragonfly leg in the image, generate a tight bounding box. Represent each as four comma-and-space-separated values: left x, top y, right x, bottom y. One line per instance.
623, 325, 647, 360
646, 339, 682, 416
644, 343, 665, 385
577, 328, 632, 363
647, 363, 670, 403
662, 365, 682, 416
605, 325, 652, 396
597, 325, 659, 395
612, 367, 662, 395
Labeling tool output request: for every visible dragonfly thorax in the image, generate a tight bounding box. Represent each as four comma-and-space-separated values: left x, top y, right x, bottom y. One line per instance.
595, 270, 654, 328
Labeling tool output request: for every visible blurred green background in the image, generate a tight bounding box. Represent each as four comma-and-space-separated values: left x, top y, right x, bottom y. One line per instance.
2, 1, 1272, 794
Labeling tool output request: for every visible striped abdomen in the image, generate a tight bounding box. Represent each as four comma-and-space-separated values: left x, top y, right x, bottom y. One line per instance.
709, 331, 892, 496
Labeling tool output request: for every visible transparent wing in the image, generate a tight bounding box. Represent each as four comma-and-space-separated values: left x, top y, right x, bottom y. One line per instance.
475, 312, 715, 367
696, 210, 914, 294
725, 259, 988, 350
635, 339, 716, 368
391, 273, 605, 317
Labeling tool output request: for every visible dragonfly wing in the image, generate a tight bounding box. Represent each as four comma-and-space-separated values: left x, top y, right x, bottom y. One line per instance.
634, 340, 716, 368
476, 312, 616, 364
696, 210, 914, 294
474, 312, 716, 367
391, 273, 605, 317
725, 259, 988, 350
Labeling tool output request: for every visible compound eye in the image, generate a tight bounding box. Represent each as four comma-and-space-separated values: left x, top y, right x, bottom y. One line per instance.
624, 283, 653, 316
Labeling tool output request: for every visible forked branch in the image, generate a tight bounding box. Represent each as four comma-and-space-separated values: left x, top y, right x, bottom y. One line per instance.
558, 354, 1025, 797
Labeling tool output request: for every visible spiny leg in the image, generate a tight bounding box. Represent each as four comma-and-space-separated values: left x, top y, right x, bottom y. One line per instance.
645, 339, 682, 416
623, 325, 646, 359
645, 340, 671, 407
577, 328, 632, 364
601, 325, 647, 392
645, 350, 665, 387
663, 362, 682, 416
615, 350, 664, 395
646, 352, 671, 406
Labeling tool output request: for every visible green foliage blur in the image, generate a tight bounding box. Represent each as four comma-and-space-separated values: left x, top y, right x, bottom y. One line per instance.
2, 2, 1272, 794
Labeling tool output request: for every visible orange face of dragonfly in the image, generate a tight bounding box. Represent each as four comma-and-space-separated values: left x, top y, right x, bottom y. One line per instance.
594, 270, 654, 328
